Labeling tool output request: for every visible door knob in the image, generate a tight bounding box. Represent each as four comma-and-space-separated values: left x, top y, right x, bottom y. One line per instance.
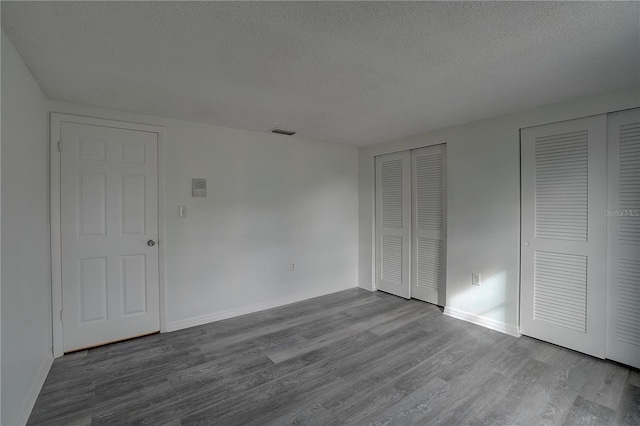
147, 239, 156, 247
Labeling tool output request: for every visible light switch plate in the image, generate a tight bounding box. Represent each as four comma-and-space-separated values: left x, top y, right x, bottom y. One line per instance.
472, 273, 481, 286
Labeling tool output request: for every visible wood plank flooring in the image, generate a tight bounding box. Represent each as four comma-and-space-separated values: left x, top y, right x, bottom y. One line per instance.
28, 289, 640, 425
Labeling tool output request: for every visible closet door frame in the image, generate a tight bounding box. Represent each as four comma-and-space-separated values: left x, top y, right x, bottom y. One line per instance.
374, 143, 447, 301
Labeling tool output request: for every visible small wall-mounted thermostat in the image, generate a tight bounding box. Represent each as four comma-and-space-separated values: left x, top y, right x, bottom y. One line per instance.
192, 178, 207, 198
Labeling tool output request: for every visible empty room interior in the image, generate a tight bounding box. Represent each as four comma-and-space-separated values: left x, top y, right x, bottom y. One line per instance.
2, 1, 640, 425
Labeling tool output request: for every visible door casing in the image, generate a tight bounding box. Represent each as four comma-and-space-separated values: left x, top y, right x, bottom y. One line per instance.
50, 113, 167, 358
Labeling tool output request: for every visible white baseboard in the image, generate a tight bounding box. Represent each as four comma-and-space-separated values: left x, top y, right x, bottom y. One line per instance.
13, 353, 53, 426
167, 285, 355, 332
443, 306, 520, 337
358, 282, 373, 291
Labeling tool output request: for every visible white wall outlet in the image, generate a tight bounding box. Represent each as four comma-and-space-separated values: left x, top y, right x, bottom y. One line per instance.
290, 261, 296, 272
472, 273, 481, 286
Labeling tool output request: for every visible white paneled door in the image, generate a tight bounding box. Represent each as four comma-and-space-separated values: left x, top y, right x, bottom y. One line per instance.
411, 145, 446, 305
606, 108, 640, 369
521, 115, 607, 358
376, 151, 411, 298
60, 122, 160, 352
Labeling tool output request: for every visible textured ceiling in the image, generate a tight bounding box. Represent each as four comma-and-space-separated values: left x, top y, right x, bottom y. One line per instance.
2, 1, 639, 147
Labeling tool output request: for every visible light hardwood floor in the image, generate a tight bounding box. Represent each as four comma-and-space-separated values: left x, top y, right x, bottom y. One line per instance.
29, 289, 639, 425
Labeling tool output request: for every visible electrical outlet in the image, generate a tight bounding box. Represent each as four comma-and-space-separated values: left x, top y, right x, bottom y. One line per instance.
290, 261, 296, 272
472, 273, 481, 286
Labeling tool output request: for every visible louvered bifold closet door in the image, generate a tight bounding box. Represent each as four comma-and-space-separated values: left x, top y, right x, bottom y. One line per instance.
606, 108, 640, 369
376, 151, 411, 298
411, 145, 446, 305
521, 115, 607, 358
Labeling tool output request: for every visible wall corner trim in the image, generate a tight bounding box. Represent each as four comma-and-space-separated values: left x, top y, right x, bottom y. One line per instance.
443, 306, 520, 338
13, 354, 53, 426
357, 282, 374, 291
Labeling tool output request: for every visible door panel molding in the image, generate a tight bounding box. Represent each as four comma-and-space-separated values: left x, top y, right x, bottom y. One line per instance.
51, 113, 166, 357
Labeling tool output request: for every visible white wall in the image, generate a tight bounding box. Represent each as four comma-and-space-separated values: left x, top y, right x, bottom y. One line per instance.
3, 32, 357, 422
359, 87, 640, 335
1, 31, 53, 425
48, 100, 359, 331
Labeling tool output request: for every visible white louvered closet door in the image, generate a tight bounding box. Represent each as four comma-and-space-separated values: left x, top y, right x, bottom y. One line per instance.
411, 145, 446, 305
521, 115, 607, 358
376, 151, 411, 299
606, 108, 640, 369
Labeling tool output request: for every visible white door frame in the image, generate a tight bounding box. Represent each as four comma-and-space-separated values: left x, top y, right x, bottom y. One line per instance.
372, 141, 447, 298
50, 113, 167, 358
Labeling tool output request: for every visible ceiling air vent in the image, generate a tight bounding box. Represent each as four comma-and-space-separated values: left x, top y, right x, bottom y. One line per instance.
270, 128, 296, 136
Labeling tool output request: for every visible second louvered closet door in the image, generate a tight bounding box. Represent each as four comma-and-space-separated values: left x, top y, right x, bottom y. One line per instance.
375, 151, 411, 299
411, 145, 446, 305
520, 115, 607, 358
606, 108, 640, 369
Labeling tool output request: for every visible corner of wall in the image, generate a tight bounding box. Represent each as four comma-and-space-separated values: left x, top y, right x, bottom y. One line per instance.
12, 355, 53, 426
2, 29, 54, 426
357, 282, 373, 291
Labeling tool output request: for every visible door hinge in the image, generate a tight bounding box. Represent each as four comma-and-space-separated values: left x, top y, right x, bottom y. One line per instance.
57, 140, 62, 152
59, 310, 64, 321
